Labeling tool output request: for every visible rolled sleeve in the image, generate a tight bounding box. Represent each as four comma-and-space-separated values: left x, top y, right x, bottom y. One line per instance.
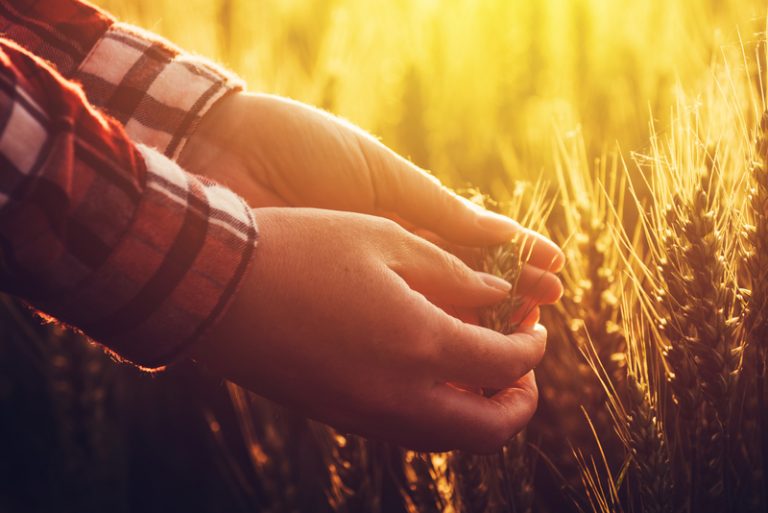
0, 0, 245, 160
0, 37, 257, 370
74, 23, 244, 159
72, 145, 258, 368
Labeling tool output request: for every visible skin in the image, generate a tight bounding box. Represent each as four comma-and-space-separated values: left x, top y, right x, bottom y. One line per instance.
181, 93, 565, 453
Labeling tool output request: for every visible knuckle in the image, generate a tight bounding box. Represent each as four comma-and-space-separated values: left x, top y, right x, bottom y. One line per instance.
392, 308, 440, 367
440, 249, 472, 277
434, 314, 464, 355
377, 216, 401, 233
410, 326, 441, 365
410, 306, 460, 366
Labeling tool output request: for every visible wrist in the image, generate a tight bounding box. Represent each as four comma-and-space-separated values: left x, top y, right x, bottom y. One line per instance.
181, 91, 242, 164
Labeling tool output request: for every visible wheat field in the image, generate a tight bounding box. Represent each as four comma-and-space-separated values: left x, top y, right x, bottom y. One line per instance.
3, 1, 768, 512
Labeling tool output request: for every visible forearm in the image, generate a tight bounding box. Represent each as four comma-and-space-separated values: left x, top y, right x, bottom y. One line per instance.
0, 38, 257, 369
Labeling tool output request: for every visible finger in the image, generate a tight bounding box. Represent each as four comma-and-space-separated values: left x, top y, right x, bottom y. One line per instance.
411, 372, 539, 453
388, 235, 512, 307
412, 228, 481, 267
362, 134, 563, 258
519, 305, 541, 328
412, 226, 567, 282
439, 296, 548, 330
517, 264, 564, 304
438, 299, 541, 328
508, 299, 540, 328
412, 233, 564, 306
516, 225, 565, 272
433, 318, 547, 389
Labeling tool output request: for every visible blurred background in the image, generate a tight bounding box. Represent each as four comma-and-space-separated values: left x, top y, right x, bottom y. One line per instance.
97, 0, 765, 193
2, 1, 768, 512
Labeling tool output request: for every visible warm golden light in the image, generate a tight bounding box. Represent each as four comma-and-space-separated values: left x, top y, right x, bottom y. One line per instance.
96, 0, 764, 193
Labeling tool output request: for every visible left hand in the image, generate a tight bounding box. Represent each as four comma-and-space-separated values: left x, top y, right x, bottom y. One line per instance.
180, 92, 564, 271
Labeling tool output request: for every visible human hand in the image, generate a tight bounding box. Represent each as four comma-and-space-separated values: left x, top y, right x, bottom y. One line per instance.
190, 208, 559, 452
180, 92, 565, 266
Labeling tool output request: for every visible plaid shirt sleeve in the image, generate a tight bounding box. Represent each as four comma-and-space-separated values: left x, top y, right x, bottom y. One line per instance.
0, 38, 258, 369
0, 0, 244, 160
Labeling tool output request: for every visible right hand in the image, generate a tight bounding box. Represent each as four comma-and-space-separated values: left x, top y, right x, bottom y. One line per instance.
191, 208, 560, 453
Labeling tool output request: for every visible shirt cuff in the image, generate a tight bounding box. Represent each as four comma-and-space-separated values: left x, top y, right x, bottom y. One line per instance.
61, 145, 257, 370
73, 22, 245, 160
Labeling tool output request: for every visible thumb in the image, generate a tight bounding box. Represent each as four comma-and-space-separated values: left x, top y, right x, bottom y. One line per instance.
361, 132, 564, 270
364, 137, 513, 246
388, 233, 512, 307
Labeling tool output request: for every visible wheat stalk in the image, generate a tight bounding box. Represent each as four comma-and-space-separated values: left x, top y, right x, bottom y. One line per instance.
313, 428, 383, 513
625, 372, 674, 513
626, 376, 674, 513
225, 385, 302, 513
450, 452, 491, 513
536, 140, 630, 498
735, 109, 768, 510
396, 450, 450, 513
479, 240, 524, 336
499, 431, 535, 513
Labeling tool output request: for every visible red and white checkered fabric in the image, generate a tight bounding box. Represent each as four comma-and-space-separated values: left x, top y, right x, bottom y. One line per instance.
0, 2, 258, 369
0, 0, 245, 158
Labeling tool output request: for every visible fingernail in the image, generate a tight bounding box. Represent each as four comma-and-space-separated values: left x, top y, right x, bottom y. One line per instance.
475, 211, 519, 237
477, 272, 512, 292
549, 250, 566, 273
